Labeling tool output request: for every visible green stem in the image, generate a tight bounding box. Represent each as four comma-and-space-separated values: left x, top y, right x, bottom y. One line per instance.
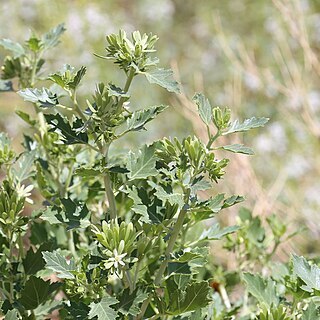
206, 129, 221, 149
125, 270, 134, 294
68, 230, 78, 259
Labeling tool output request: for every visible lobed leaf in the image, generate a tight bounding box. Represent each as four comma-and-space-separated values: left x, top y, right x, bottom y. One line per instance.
192, 93, 212, 126
0, 80, 13, 92
220, 144, 254, 155
0, 39, 25, 58
18, 87, 59, 108
223, 117, 269, 135
88, 296, 118, 320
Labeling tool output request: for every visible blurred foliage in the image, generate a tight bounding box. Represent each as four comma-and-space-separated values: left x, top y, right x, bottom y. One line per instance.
1, 0, 320, 253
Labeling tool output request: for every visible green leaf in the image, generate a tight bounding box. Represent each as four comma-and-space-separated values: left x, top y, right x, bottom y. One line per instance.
0, 80, 13, 92
242, 273, 279, 307
11, 150, 36, 183
127, 144, 158, 180
301, 301, 319, 320
143, 68, 181, 93
42, 251, 76, 279
41, 23, 66, 50
0, 39, 25, 58
124, 105, 167, 132
19, 276, 50, 310
18, 88, 59, 108
220, 144, 254, 155
126, 186, 151, 223
192, 93, 212, 126
222, 195, 245, 208
292, 255, 320, 292
167, 281, 211, 315
15, 110, 36, 126
69, 66, 87, 90
45, 113, 88, 145
223, 117, 269, 135
117, 289, 148, 317
199, 224, 240, 241
88, 296, 118, 320
4, 309, 19, 320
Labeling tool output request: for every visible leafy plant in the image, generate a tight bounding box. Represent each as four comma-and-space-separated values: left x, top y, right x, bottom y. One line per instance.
5, 24, 312, 320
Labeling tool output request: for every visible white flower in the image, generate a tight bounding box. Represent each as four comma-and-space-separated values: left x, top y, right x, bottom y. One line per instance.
16, 183, 34, 204
104, 240, 127, 270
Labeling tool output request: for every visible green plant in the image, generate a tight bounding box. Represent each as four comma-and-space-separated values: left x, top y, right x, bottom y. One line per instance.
6, 24, 315, 320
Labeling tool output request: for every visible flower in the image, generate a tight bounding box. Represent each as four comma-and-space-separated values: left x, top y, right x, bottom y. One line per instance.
104, 240, 127, 270
16, 183, 34, 204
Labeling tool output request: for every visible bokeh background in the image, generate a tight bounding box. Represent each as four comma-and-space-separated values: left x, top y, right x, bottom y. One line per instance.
1, 0, 320, 257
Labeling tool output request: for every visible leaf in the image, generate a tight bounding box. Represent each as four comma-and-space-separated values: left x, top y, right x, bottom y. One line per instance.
126, 187, 151, 223
292, 254, 320, 292
88, 296, 118, 320
117, 289, 148, 316
242, 273, 279, 307
127, 144, 158, 180
22, 242, 53, 275
143, 68, 181, 93
301, 301, 319, 320
199, 224, 240, 241
19, 276, 50, 310
223, 117, 269, 135
0, 80, 13, 92
41, 23, 66, 50
11, 150, 36, 183
220, 144, 254, 155
167, 281, 211, 315
15, 110, 36, 126
0, 39, 25, 58
125, 105, 167, 132
4, 309, 19, 320
222, 195, 245, 208
69, 66, 87, 90
45, 113, 88, 145
42, 251, 76, 279
18, 88, 59, 108
192, 93, 212, 126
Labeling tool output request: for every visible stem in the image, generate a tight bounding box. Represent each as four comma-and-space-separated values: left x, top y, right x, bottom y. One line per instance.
206, 129, 221, 149
125, 270, 134, 294
68, 230, 78, 259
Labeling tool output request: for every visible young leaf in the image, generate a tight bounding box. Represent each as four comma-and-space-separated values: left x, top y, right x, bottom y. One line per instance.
143, 68, 181, 93
199, 224, 240, 241
0, 80, 13, 92
127, 144, 158, 180
292, 254, 320, 292
18, 88, 59, 108
124, 105, 167, 132
19, 276, 50, 310
88, 296, 119, 320
117, 289, 148, 317
11, 150, 36, 183
242, 273, 279, 307
4, 309, 19, 320
192, 93, 212, 126
0, 39, 25, 58
42, 251, 76, 279
45, 113, 88, 145
167, 281, 211, 315
220, 144, 254, 155
301, 301, 319, 320
223, 117, 269, 135
41, 23, 66, 50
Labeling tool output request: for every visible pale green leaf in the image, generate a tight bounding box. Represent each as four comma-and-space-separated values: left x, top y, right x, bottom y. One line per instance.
0, 80, 13, 92
88, 296, 118, 320
223, 117, 269, 135
144, 68, 181, 93
0, 39, 25, 58
4, 310, 19, 320
192, 93, 212, 126
199, 223, 240, 241
42, 251, 76, 279
243, 273, 279, 307
127, 144, 158, 180
301, 301, 319, 320
41, 23, 66, 50
12, 150, 36, 183
220, 144, 254, 155
292, 254, 320, 292
18, 88, 59, 108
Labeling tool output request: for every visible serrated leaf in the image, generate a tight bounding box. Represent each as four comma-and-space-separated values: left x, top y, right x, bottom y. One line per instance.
292, 255, 320, 292
207, 193, 225, 212
0, 80, 13, 92
223, 117, 269, 135
45, 113, 88, 145
69, 66, 87, 90
242, 273, 279, 307
124, 105, 167, 133
190, 178, 212, 193
18, 88, 59, 108
220, 144, 254, 155
199, 224, 240, 241
127, 144, 158, 180
4, 309, 19, 320
222, 195, 244, 208
42, 251, 76, 279
41, 23, 66, 50
19, 276, 50, 310
0, 39, 25, 58
117, 289, 148, 316
167, 281, 211, 315
88, 296, 118, 320
11, 150, 36, 183
144, 68, 181, 93
301, 301, 319, 320
192, 93, 212, 126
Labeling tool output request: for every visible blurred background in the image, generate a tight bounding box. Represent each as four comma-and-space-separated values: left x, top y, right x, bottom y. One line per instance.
1, 0, 320, 258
